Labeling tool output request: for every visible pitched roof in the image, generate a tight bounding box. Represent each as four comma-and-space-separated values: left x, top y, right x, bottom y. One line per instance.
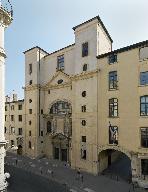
44, 43, 75, 58
73, 15, 113, 43
97, 40, 148, 59
23, 46, 48, 54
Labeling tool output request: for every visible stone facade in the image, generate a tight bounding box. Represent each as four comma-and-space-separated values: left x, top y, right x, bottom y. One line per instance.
5, 15, 148, 187
4, 94, 24, 155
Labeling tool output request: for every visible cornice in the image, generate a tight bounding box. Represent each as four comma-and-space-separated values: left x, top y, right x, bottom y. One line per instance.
43, 82, 72, 90
25, 70, 98, 91
70, 69, 98, 81
24, 84, 40, 91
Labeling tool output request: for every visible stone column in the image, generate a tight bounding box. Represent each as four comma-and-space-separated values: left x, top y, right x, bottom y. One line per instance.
0, 3, 13, 191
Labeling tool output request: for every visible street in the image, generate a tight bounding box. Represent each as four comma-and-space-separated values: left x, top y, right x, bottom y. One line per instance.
5, 165, 69, 192
5, 152, 146, 192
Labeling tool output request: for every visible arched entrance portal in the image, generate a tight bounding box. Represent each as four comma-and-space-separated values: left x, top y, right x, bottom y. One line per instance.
98, 146, 132, 181
17, 145, 23, 155
44, 100, 72, 162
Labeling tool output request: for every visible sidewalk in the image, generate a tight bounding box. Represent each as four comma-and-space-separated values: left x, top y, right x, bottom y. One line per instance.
5, 152, 146, 192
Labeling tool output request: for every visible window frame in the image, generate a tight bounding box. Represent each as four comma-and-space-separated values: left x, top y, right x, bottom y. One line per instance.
29, 109, 32, 114
109, 71, 118, 90
57, 55, 64, 71
109, 98, 118, 117
82, 42, 88, 57
141, 127, 148, 148
81, 149, 87, 160
141, 159, 148, 175
83, 64, 88, 72
29, 141, 31, 149
18, 115, 22, 122
29, 63, 32, 75
81, 105, 86, 113
11, 115, 14, 121
140, 96, 148, 116
140, 71, 148, 86
18, 128, 22, 135
18, 104, 22, 110
81, 136, 86, 142
108, 54, 117, 64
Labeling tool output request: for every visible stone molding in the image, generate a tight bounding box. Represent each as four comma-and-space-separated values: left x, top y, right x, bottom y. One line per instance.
98, 144, 132, 160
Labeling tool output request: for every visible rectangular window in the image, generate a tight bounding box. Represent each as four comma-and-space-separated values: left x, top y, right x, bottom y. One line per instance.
41, 131, 43, 136
29, 109, 32, 114
18, 128, 22, 135
81, 105, 86, 112
18, 104, 22, 110
140, 96, 148, 116
141, 159, 148, 175
29, 131, 31, 136
82, 42, 88, 57
29, 141, 31, 149
11, 105, 14, 110
57, 55, 64, 70
108, 54, 117, 64
11, 140, 14, 147
29, 80, 32, 85
4, 127, 7, 133
109, 125, 118, 145
29, 64, 32, 74
81, 149, 86, 160
109, 71, 118, 90
11, 115, 14, 121
5, 106, 7, 111
139, 47, 148, 60
82, 136, 86, 142
11, 127, 15, 134
141, 128, 148, 148
5, 115, 7, 121
18, 115, 22, 122
140, 72, 148, 85
109, 98, 118, 117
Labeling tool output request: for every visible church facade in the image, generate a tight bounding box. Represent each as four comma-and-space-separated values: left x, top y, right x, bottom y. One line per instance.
6, 16, 148, 187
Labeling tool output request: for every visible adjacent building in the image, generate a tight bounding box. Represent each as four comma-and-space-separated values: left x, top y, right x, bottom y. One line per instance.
5, 94, 24, 155
5, 15, 148, 187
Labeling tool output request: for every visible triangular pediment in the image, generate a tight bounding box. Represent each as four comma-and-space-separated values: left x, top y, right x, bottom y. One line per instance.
45, 71, 71, 87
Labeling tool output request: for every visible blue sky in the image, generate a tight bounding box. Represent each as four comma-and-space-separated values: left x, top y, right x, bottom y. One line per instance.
5, 0, 148, 99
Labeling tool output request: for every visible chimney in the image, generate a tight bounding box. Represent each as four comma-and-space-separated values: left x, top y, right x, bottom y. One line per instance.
12, 93, 17, 102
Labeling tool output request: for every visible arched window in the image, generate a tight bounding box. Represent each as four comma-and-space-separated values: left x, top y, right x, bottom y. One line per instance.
47, 121, 52, 133
50, 101, 71, 115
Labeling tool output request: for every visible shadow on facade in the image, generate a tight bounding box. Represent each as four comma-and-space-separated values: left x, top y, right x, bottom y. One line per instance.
98, 149, 132, 182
